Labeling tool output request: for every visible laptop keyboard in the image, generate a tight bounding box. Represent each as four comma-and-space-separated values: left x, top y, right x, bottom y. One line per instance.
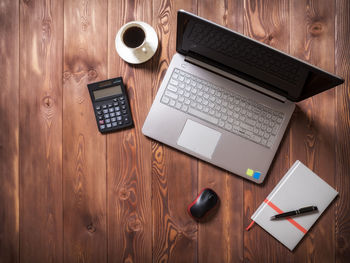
160, 68, 285, 148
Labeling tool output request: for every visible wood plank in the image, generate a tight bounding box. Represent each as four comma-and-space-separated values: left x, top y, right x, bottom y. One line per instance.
63, 0, 107, 261
106, 0, 153, 262
243, 0, 293, 261
19, 0, 63, 262
335, 0, 350, 261
197, 1, 244, 262
151, 1, 198, 262
0, 1, 348, 262
0, 0, 19, 262
290, 0, 336, 261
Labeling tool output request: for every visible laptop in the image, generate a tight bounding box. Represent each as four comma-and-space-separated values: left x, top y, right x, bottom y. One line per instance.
142, 10, 344, 184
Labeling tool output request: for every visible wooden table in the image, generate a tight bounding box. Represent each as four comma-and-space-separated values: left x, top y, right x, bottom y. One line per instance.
1, 0, 349, 262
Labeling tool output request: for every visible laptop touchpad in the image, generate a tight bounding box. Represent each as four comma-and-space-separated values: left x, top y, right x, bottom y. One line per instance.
177, 119, 221, 159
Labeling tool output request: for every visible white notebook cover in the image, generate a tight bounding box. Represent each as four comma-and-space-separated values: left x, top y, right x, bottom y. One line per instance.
251, 160, 338, 251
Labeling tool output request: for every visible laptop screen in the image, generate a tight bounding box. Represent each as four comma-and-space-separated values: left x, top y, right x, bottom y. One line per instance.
176, 10, 343, 102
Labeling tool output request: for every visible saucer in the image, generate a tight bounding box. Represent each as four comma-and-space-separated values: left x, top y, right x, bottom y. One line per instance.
115, 21, 158, 64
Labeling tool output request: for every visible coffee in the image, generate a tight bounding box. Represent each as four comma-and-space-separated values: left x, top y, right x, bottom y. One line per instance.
122, 26, 146, 48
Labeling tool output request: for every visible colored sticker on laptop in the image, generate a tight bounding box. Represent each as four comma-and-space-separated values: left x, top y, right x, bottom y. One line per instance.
246, 168, 254, 176
246, 168, 261, 179
253, 171, 261, 179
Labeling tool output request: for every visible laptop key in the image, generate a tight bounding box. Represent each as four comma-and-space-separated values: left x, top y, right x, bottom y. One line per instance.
181, 105, 189, 112
165, 90, 178, 100
188, 107, 219, 125
225, 123, 232, 130
161, 96, 170, 104
167, 85, 178, 92
170, 79, 178, 86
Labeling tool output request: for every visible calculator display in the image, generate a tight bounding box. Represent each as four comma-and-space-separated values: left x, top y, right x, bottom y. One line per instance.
93, 85, 122, 100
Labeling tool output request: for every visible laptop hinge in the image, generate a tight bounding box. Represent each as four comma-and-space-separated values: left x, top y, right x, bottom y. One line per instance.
185, 56, 287, 103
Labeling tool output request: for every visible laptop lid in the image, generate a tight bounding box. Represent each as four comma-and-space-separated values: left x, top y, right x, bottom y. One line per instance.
176, 10, 344, 102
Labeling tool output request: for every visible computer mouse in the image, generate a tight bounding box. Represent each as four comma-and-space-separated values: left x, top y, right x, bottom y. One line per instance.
187, 188, 219, 220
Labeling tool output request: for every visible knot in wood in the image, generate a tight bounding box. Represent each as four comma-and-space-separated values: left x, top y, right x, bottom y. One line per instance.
119, 188, 130, 200
154, 146, 164, 163
23, 0, 32, 6
42, 19, 52, 40
88, 69, 98, 81
63, 71, 72, 82
309, 22, 323, 36
42, 96, 53, 108
128, 217, 142, 232
86, 223, 96, 233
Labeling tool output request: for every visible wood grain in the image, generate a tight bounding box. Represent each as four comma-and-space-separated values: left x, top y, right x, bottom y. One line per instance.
63, 0, 107, 261
197, 1, 244, 262
243, 0, 292, 261
151, 0, 198, 262
0, 0, 19, 262
0, 0, 349, 262
290, 0, 336, 261
19, 0, 63, 262
335, 0, 350, 261
107, 0, 153, 262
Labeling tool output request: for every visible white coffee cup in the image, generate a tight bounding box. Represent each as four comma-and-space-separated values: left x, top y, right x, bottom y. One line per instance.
115, 21, 158, 64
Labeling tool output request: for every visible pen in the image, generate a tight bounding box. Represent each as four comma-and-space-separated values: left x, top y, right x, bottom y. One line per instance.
270, 206, 318, 220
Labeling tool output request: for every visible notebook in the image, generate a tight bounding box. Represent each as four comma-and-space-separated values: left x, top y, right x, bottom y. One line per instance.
142, 10, 344, 184
249, 160, 338, 251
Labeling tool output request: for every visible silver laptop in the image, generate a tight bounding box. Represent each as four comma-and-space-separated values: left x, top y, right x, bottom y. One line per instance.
142, 10, 343, 183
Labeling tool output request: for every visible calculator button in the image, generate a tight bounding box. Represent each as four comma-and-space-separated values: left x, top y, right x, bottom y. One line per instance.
113, 102, 119, 106
112, 122, 117, 127
117, 116, 122, 121
121, 105, 126, 110
120, 101, 125, 105
113, 98, 118, 102
104, 114, 110, 119
95, 106, 101, 110
114, 106, 120, 111
110, 112, 116, 117
118, 121, 123, 125
97, 110, 102, 115
116, 111, 121, 116
124, 117, 130, 123
99, 120, 104, 125
102, 105, 107, 109
119, 96, 125, 101
98, 116, 103, 120
109, 108, 114, 113
105, 119, 111, 123
122, 110, 127, 114
106, 123, 112, 128
111, 117, 117, 122
103, 109, 108, 114
108, 104, 113, 108
100, 125, 105, 129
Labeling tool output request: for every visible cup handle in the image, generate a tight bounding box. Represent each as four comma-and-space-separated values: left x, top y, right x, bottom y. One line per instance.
141, 47, 147, 53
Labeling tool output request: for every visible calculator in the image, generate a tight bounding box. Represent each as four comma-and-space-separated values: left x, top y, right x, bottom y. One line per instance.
87, 77, 133, 133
